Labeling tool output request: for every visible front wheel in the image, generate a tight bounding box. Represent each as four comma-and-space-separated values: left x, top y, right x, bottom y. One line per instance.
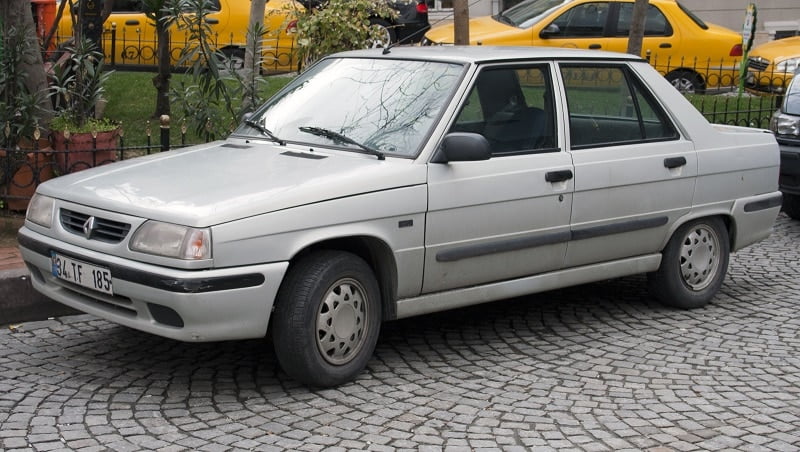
648, 217, 729, 309
272, 251, 381, 387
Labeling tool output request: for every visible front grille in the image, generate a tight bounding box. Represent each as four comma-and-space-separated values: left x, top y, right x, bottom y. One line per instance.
747, 57, 770, 72
60, 209, 132, 243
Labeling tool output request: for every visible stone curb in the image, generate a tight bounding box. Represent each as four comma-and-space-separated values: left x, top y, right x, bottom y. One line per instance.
0, 266, 79, 326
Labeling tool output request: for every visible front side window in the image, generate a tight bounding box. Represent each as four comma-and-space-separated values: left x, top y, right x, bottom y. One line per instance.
236, 58, 465, 158
450, 65, 557, 155
560, 64, 678, 148
548, 2, 610, 38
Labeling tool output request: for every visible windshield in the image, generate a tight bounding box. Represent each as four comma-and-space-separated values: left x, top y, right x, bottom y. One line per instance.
235, 57, 465, 158
499, 0, 567, 29
784, 74, 800, 116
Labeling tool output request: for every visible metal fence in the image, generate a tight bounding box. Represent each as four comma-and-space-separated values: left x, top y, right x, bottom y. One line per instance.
51, 23, 301, 74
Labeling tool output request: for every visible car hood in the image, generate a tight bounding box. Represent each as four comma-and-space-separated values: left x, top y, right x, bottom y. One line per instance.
425, 16, 522, 45
38, 139, 426, 227
750, 36, 800, 63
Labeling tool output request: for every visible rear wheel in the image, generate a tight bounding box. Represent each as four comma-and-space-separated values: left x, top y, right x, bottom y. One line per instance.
367, 18, 396, 48
272, 251, 381, 387
648, 217, 729, 309
666, 70, 704, 94
784, 193, 800, 220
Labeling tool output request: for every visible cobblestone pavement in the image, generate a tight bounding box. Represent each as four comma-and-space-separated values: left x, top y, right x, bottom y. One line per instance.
1, 215, 799, 451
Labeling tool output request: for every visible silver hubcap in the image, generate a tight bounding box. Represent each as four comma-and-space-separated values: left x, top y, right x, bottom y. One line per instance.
368, 26, 391, 48
679, 224, 720, 291
316, 278, 368, 365
671, 78, 696, 93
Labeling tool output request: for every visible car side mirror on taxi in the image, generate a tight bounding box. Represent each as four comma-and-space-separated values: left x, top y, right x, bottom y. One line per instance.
432, 132, 491, 163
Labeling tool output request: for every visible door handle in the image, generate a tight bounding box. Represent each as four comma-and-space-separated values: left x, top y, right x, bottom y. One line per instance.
125, 20, 140, 25
545, 169, 574, 182
205, 18, 219, 24
588, 43, 602, 49
659, 43, 672, 48
664, 156, 687, 168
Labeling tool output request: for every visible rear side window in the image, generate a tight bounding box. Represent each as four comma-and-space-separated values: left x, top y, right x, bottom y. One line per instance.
560, 64, 678, 149
615, 4, 672, 36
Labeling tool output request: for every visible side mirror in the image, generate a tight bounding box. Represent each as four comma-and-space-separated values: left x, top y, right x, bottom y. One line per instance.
539, 23, 560, 38
432, 132, 491, 163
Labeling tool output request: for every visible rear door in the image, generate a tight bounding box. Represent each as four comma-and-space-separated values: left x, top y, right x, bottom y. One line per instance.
559, 62, 696, 267
424, 64, 574, 293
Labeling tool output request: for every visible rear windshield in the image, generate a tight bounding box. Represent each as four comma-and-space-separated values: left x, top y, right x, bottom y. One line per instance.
676, 2, 708, 29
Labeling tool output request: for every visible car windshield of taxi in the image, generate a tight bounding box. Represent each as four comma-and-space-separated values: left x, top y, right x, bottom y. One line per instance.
424, 0, 743, 93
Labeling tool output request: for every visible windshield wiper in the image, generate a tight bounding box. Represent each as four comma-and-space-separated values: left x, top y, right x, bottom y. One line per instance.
244, 119, 286, 145
299, 126, 385, 160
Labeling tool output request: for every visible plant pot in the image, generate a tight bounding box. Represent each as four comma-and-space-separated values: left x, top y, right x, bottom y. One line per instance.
1, 147, 55, 212
52, 128, 120, 173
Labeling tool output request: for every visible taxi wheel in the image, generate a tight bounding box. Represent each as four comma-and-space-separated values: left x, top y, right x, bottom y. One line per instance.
784, 194, 800, 220
272, 251, 381, 387
221, 48, 245, 71
666, 70, 704, 94
648, 217, 729, 309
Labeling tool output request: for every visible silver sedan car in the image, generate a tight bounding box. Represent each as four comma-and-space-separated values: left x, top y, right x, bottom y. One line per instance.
19, 46, 782, 387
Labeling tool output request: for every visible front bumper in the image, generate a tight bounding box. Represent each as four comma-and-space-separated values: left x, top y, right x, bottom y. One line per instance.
18, 227, 289, 342
779, 141, 800, 196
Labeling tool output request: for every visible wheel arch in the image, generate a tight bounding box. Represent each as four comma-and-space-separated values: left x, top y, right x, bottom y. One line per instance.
288, 235, 399, 321
661, 212, 736, 252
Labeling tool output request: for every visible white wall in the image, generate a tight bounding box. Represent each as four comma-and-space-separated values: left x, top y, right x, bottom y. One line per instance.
675, 0, 799, 44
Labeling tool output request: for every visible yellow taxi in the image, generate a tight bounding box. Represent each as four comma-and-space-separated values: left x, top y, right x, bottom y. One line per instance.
423, 0, 743, 92
746, 36, 800, 94
55, 0, 304, 73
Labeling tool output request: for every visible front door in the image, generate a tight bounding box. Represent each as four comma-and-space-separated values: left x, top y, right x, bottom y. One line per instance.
424, 64, 574, 293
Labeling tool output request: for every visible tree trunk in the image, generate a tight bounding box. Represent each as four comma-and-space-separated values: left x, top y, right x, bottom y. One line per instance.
626, 0, 649, 57
1, 0, 54, 130
453, 0, 470, 45
153, 23, 171, 117
242, 0, 267, 113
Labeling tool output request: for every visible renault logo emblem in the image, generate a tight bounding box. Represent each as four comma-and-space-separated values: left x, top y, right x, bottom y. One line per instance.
83, 217, 97, 240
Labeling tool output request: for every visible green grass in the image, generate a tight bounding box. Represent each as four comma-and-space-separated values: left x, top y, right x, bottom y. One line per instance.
102, 71, 294, 147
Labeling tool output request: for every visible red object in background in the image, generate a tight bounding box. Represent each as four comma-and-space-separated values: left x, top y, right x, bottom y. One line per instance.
30, 0, 57, 51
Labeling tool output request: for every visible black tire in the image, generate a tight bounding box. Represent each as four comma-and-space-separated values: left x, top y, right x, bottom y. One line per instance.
272, 251, 381, 387
648, 217, 729, 309
666, 70, 704, 94
220, 48, 245, 71
367, 18, 396, 47
783, 193, 800, 220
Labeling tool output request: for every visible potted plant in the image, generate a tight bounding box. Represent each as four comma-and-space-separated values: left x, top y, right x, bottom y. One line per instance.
1, 21, 54, 211
48, 37, 118, 172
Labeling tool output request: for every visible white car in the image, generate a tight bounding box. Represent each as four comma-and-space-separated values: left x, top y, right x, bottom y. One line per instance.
19, 47, 782, 387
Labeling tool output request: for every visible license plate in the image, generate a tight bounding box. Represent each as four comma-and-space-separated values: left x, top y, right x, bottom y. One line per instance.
51, 252, 114, 295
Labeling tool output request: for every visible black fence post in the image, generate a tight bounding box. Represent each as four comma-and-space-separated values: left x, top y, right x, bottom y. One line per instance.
160, 115, 170, 152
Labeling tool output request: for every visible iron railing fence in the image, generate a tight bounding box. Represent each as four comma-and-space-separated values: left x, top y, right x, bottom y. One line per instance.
1, 117, 194, 211
1, 64, 794, 212
50, 24, 301, 74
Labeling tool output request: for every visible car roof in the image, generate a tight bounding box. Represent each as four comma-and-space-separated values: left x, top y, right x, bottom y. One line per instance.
333, 46, 646, 65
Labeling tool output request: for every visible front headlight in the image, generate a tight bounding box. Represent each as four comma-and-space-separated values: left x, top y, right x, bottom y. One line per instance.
776, 57, 800, 74
771, 111, 800, 136
130, 221, 212, 260
26, 194, 55, 228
